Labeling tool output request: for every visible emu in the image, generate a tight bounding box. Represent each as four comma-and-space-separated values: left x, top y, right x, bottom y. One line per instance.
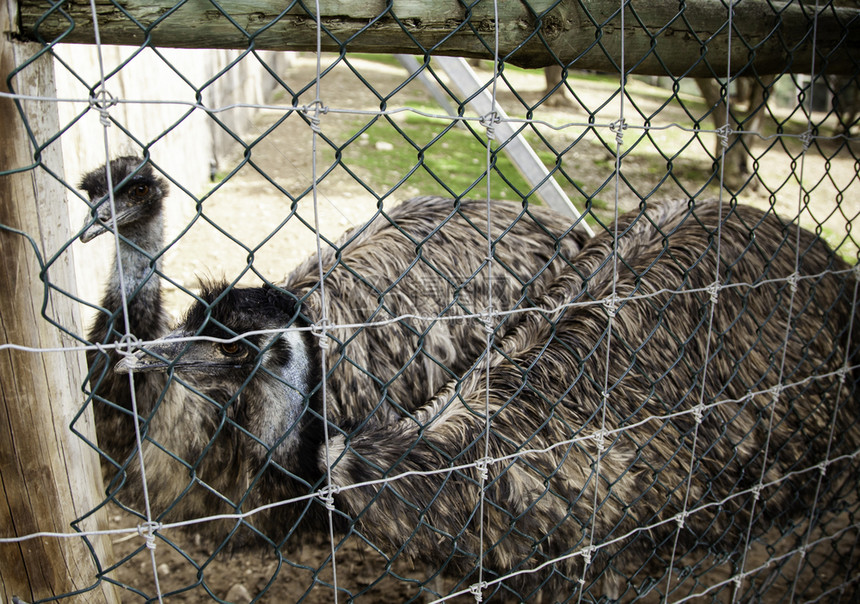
78, 156, 173, 470
78, 157, 234, 521
81, 159, 590, 521
120, 198, 859, 600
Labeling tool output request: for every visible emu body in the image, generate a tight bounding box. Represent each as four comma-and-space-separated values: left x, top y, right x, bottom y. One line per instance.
123, 198, 859, 600
327, 198, 860, 599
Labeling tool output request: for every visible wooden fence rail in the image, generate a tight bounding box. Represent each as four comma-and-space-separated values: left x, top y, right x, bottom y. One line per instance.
15, 0, 860, 76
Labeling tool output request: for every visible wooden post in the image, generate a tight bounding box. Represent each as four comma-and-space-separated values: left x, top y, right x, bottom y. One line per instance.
14, 0, 860, 76
0, 0, 118, 601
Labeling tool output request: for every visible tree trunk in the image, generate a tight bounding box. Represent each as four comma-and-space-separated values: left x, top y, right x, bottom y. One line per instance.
696, 76, 773, 192
0, 0, 118, 601
543, 65, 576, 108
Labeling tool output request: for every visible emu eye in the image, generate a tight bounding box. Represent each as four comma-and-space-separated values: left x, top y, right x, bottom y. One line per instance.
220, 342, 242, 356
130, 183, 150, 200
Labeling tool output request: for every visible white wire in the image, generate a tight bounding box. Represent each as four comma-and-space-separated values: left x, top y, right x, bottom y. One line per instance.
84, 0, 164, 600
306, 2, 340, 601
664, 1, 735, 600
3, 90, 856, 145
784, 3, 855, 601
469, 2, 503, 601
4, 266, 854, 356
577, 0, 627, 599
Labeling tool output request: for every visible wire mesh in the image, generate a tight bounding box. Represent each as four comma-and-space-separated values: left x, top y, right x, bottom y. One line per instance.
2, 0, 860, 602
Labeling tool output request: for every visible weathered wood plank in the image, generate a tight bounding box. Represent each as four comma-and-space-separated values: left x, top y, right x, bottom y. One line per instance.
14, 0, 860, 76
0, 0, 118, 601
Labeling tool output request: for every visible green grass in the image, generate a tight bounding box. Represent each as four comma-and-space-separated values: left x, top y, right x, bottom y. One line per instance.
344, 108, 535, 199
341, 103, 612, 224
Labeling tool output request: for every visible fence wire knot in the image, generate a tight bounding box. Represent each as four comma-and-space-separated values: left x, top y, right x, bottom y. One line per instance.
602, 296, 619, 318
469, 581, 488, 602
475, 456, 492, 482
770, 384, 782, 405
479, 111, 501, 140
716, 124, 732, 150
593, 427, 607, 453
581, 545, 594, 567
853, 262, 860, 282
89, 87, 117, 127
838, 362, 850, 385
301, 100, 328, 133
311, 320, 331, 350
117, 333, 141, 357
751, 483, 763, 502
692, 403, 705, 425
787, 271, 799, 295
137, 521, 161, 550
478, 310, 496, 335
706, 281, 720, 305
318, 485, 340, 511
800, 129, 813, 152
675, 511, 687, 529
610, 118, 627, 145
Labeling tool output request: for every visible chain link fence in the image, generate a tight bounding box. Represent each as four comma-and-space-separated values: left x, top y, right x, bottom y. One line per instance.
2, 0, 860, 602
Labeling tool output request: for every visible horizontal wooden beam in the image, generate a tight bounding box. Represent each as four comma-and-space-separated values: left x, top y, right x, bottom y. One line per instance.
15, 0, 860, 76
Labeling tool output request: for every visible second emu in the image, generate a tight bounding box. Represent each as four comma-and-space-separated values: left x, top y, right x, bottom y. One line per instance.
121, 198, 860, 600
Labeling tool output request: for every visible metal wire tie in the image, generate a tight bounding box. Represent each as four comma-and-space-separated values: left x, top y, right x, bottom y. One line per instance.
311, 320, 331, 350
602, 296, 618, 318
770, 384, 782, 405
592, 427, 607, 453
479, 111, 500, 141
786, 271, 799, 295
117, 333, 141, 357
478, 310, 496, 335
137, 521, 162, 550
706, 280, 720, 305
580, 544, 594, 567
475, 456, 492, 482
751, 483, 763, 502
301, 100, 329, 133
610, 118, 627, 145
799, 129, 813, 152
838, 362, 850, 385
89, 87, 118, 127
469, 581, 488, 602
318, 484, 341, 511
692, 403, 705, 425
716, 124, 731, 150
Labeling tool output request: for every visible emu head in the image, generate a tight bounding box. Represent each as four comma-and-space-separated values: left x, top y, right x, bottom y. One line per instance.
116, 282, 319, 466
78, 155, 168, 242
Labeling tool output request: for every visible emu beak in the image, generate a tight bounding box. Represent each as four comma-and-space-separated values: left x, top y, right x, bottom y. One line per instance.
79, 208, 115, 243
114, 339, 186, 374
79, 205, 136, 243
80, 220, 108, 243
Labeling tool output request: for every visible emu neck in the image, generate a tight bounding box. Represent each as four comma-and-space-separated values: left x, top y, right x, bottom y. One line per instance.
111, 215, 163, 301
98, 212, 168, 341
87, 210, 169, 465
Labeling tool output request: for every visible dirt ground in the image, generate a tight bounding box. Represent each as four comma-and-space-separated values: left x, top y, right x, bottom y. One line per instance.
101, 55, 860, 602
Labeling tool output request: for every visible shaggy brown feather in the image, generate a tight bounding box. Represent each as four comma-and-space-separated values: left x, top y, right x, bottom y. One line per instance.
109, 196, 589, 531
117, 196, 858, 600
326, 198, 860, 600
